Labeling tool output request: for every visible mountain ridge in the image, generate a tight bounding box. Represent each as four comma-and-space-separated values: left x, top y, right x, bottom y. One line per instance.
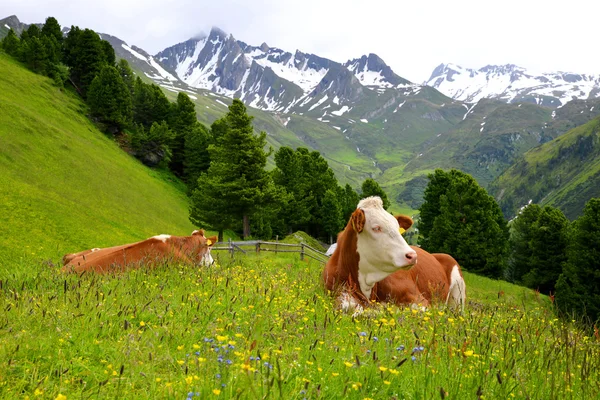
427, 62, 600, 107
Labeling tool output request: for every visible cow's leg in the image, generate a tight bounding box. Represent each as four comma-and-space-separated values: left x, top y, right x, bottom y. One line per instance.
446, 265, 466, 311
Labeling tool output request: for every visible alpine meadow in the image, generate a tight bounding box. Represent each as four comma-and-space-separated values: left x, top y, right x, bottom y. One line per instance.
1, 12, 600, 400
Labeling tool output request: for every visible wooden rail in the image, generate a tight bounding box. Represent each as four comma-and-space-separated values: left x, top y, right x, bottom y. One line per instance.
211, 238, 329, 264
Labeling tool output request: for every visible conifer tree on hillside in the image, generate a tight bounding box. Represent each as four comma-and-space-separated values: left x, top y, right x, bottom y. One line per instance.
130, 121, 176, 167
169, 92, 198, 176
87, 65, 132, 132
555, 198, 600, 322
116, 59, 135, 95
189, 99, 276, 240
507, 203, 542, 282
63, 28, 110, 96
361, 178, 390, 210
272, 146, 340, 237
272, 146, 314, 233
22, 36, 48, 74
41, 17, 63, 44
183, 123, 211, 191
521, 206, 570, 294
132, 77, 171, 128
418, 169, 509, 278
322, 189, 344, 244
1, 29, 21, 57
340, 183, 360, 222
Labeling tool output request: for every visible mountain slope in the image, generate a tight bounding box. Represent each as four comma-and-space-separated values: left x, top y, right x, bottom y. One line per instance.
0, 52, 196, 263
427, 63, 600, 107
489, 116, 600, 220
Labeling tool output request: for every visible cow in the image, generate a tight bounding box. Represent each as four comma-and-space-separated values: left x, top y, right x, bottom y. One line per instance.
323, 196, 466, 313
61, 229, 218, 274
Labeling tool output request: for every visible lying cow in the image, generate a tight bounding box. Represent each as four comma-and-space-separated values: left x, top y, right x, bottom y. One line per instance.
62, 229, 217, 274
323, 196, 466, 312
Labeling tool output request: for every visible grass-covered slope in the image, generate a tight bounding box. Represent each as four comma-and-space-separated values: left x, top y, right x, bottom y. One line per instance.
0, 52, 196, 264
490, 116, 600, 219
2, 251, 598, 399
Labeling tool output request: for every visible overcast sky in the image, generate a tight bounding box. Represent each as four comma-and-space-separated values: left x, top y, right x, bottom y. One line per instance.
1, 0, 597, 83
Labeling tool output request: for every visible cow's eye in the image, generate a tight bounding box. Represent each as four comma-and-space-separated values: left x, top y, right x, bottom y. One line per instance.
372, 226, 382, 233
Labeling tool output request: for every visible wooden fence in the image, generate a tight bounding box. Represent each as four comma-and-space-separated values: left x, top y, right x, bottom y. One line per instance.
211, 239, 329, 264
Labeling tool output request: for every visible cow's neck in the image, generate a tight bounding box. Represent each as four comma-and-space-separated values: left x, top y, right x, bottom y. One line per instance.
357, 260, 391, 299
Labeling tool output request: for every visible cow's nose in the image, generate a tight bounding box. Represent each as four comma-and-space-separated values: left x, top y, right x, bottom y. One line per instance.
405, 251, 417, 263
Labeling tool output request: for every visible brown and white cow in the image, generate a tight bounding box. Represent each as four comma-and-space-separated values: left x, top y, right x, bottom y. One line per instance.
61, 229, 217, 274
323, 196, 466, 312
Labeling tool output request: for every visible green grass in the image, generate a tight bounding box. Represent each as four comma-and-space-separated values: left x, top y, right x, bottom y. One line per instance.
0, 52, 203, 264
1, 253, 598, 399
2, 53, 599, 398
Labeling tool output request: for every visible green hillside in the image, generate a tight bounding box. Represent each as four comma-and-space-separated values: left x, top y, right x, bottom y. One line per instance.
489, 116, 600, 219
0, 52, 197, 265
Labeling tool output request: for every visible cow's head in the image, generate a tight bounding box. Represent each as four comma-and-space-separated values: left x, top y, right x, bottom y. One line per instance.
353, 196, 417, 279
201, 235, 217, 266
192, 230, 217, 266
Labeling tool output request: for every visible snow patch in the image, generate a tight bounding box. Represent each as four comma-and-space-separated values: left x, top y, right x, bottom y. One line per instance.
331, 105, 350, 116
309, 95, 329, 111
360, 118, 368, 123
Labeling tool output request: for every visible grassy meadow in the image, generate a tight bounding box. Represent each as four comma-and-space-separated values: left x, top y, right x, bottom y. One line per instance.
1, 253, 599, 399
1, 51, 599, 399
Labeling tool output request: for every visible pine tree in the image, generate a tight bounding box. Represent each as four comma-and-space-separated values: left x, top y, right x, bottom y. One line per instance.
63, 28, 108, 96
169, 92, 198, 176
521, 206, 570, 293
22, 36, 49, 74
132, 78, 171, 128
189, 99, 274, 239
41, 17, 63, 44
184, 122, 211, 191
555, 198, 600, 322
130, 122, 175, 167
418, 169, 509, 278
507, 204, 542, 282
87, 65, 132, 132
101, 40, 116, 66
361, 178, 390, 210
1, 29, 21, 57
322, 189, 344, 244
419, 169, 453, 247
116, 59, 135, 95
340, 183, 360, 222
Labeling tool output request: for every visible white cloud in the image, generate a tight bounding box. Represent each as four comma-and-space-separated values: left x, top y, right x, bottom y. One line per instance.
1, 0, 598, 83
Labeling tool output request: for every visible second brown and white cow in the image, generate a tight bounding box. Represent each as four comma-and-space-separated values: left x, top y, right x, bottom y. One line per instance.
323, 196, 466, 312
62, 229, 217, 274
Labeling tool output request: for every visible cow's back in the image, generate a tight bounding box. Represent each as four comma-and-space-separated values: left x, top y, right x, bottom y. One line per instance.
62, 239, 170, 273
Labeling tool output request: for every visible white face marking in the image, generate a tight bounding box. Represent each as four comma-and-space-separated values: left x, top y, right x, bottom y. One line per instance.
200, 249, 214, 266
152, 234, 171, 243
355, 197, 416, 296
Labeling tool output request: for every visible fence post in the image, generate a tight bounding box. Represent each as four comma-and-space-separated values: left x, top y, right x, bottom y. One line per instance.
228, 238, 234, 258
300, 243, 305, 261
275, 235, 278, 255
255, 241, 260, 254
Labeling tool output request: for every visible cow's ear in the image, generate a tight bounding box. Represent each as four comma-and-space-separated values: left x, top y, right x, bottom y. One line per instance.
207, 236, 218, 247
396, 215, 414, 232
351, 208, 366, 233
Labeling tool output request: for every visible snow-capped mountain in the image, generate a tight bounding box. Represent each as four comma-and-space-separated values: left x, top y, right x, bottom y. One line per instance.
153, 27, 421, 114
344, 53, 411, 89
427, 63, 600, 107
